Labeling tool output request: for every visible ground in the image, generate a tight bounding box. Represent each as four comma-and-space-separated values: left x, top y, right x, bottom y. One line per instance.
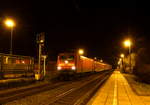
123, 73, 150, 96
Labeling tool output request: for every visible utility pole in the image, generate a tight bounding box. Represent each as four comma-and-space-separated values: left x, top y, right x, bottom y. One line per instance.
10, 27, 13, 54
129, 45, 132, 73
38, 44, 41, 75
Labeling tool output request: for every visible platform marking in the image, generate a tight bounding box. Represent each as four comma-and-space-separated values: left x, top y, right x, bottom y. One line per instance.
113, 72, 118, 105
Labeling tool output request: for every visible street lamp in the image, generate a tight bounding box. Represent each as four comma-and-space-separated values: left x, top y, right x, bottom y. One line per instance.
124, 39, 132, 73
120, 54, 124, 58
120, 53, 125, 72
78, 49, 84, 55
4, 19, 15, 54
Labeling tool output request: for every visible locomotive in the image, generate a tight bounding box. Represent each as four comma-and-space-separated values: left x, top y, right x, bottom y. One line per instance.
57, 52, 112, 77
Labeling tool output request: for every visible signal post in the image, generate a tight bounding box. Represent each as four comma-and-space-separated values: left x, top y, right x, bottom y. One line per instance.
36, 32, 45, 80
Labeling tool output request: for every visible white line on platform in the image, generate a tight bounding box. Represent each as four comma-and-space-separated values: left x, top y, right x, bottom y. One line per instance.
113, 72, 118, 105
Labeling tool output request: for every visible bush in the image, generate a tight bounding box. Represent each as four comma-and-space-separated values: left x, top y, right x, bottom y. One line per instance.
134, 48, 150, 83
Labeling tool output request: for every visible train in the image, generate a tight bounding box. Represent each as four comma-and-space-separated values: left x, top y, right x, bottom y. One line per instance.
0, 52, 112, 80
0, 53, 35, 79
57, 52, 112, 77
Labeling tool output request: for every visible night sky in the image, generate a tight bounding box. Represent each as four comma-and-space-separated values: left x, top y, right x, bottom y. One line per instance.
0, 0, 150, 65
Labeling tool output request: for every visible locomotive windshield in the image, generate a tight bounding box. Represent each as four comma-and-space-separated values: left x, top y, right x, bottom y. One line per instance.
60, 55, 74, 61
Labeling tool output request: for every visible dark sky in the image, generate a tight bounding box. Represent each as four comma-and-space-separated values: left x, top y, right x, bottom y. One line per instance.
0, 0, 150, 64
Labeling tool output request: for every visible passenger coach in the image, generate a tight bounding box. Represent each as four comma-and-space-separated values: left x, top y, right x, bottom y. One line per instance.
0, 53, 34, 79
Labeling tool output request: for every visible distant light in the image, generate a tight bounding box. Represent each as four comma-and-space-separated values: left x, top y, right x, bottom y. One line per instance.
78, 49, 84, 55
5, 19, 15, 27
119, 58, 122, 61
22, 61, 25, 64
120, 54, 124, 58
100, 59, 103, 62
40, 40, 44, 43
42, 55, 47, 59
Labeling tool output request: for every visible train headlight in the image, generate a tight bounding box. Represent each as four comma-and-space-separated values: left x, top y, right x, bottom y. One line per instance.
57, 66, 61, 70
71, 66, 76, 70
65, 60, 68, 64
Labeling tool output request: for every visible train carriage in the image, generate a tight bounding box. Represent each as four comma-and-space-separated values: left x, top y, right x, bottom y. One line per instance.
0, 53, 34, 79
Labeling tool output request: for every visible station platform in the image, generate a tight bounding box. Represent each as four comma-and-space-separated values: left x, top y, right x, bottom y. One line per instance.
87, 71, 150, 105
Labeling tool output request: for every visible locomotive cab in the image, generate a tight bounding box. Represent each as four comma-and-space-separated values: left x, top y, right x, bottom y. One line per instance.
57, 53, 77, 75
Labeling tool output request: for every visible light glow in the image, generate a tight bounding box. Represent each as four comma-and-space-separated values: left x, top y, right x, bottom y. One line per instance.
100, 59, 103, 62
120, 54, 124, 58
124, 39, 131, 47
22, 61, 25, 64
57, 66, 61, 70
119, 58, 122, 61
65, 60, 69, 64
78, 49, 84, 55
5, 19, 15, 27
80, 56, 87, 59
71, 66, 76, 70
40, 40, 44, 43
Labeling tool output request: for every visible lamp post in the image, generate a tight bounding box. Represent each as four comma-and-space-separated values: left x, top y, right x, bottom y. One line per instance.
78, 49, 84, 72
5, 19, 15, 54
120, 53, 125, 72
118, 58, 122, 69
124, 39, 132, 73
94, 57, 97, 71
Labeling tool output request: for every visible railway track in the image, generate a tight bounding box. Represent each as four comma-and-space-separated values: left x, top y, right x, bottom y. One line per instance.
0, 81, 66, 104
0, 73, 96, 104
3, 70, 113, 105
48, 71, 112, 105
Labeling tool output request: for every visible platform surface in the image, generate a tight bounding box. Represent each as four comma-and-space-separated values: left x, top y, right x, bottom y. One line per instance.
87, 71, 150, 105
